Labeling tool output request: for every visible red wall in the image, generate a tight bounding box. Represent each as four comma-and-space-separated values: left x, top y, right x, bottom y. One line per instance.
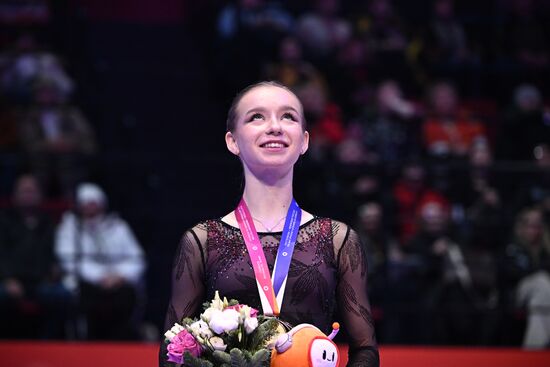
0, 342, 549, 367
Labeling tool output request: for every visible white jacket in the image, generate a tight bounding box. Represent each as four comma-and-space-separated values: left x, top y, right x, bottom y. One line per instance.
55, 212, 146, 291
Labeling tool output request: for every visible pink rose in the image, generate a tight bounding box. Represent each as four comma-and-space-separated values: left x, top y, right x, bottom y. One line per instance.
227, 304, 259, 318
166, 329, 202, 363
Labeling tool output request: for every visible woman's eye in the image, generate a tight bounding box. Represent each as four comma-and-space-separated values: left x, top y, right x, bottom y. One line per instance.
248, 113, 264, 121
282, 112, 297, 121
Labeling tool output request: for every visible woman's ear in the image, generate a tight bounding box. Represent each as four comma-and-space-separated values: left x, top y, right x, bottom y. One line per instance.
300, 130, 310, 155
225, 131, 240, 156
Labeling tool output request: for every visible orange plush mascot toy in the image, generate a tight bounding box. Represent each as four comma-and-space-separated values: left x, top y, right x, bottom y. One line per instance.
271, 322, 340, 367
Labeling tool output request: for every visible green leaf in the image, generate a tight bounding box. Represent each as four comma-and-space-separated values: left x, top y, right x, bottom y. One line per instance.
212, 350, 231, 364
181, 317, 195, 325
250, 349, 271, 367
230, 348, 247, 367
247, 318, 281, 352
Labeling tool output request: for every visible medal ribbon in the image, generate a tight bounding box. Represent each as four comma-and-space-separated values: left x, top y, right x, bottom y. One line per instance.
235, 198, 301, 316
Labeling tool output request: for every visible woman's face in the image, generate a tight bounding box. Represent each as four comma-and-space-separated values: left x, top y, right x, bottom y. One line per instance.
225, 86, 309, 173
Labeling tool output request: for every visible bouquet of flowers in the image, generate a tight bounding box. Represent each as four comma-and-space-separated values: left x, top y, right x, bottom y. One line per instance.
164, 291, 286, 367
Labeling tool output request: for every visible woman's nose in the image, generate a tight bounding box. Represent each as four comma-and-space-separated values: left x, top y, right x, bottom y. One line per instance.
267, 115, 282, 134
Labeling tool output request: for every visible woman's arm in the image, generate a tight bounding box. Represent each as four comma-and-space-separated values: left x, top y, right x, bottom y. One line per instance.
159, 223, 207, 366
335, 222, 380, 367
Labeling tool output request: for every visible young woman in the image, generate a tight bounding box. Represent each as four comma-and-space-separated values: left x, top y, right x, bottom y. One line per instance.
161, 81, 379, 366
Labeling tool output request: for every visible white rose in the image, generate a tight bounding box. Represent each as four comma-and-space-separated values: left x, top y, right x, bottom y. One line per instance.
170, 323, 184, 334
244, 316, 258, 334
209, 336, 227, 351
208, 309, 240, 334
164, 330, 176, 340
201, 307, 217, 323
189, 320, 213, 339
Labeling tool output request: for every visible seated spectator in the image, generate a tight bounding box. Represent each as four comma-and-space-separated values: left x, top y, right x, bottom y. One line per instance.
356, 202, 400, 317
18, 77, 97, 197
459, 141, 506, 252
422, 81, 487, 160
349, 79, 421, 179
0, 174, 71, 339
216, 0, 294, 90
495, 0, 549, 71
295, 0, 351, 59
297, 82, 345, 161
500, 207, 550, 348
392, 161, 445, 243
1, 33, 73, 105
262, 36, 327, 96
55, 183, 146, 340
402, 198, 492, 345
415, 0, 482, 92
498, 84, 550, 161
357, 0, 410, 82
510, 143, 550, 215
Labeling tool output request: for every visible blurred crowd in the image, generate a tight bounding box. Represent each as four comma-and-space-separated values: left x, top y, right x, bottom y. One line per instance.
1, 0, 550, 348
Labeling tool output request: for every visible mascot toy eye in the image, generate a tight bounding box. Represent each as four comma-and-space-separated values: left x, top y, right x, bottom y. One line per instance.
270, 322, 340, 367
309, 337, 339, 367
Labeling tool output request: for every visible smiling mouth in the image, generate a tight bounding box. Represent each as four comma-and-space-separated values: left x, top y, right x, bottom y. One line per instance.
260, 142, 288, 148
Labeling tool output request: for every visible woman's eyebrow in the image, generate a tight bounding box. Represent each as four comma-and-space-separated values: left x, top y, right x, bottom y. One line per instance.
244, 107, 268, 115
278, 105, 300, 113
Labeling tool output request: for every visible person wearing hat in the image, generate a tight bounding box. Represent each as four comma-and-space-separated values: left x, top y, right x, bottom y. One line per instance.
55, 182, 146, 340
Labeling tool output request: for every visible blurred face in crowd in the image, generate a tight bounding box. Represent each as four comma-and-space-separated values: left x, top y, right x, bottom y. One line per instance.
280, 37, 302, 63
469, 140, 492, 167
420, 202, 448, 234
430, 83, 458, 117
370, 0, 392, 20
434, 0, 454, 19
516, 209, 544, 246
376, 80, 401, 113
402, 163, 425, 190
79, 200, 104, 219
296, 83, 327, 118
534, 144, 550, 169
317, 0, 338, 16
13, 175, 42, 210
225, 85, 309, 175
359, 203, 382, 234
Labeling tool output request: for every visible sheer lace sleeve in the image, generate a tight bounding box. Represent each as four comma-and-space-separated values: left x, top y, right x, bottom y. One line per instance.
334, 221, 380, 367
159, 223, 208, 367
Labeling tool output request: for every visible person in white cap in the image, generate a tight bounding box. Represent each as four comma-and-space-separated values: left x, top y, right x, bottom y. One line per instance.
55, 182, 146, 339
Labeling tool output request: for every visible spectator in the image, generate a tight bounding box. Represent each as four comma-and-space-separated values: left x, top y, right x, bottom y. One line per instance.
358, 0, 410, 82
55, 183, 146, 340
216, 0, 294, 90
296, 0, 351, 59
1, 33, 73, 105
422, 81, 487, 160
18, 77, 97, 197
356, 202, 400, 320
349, 79, 421, 178
513, 143, 550, 224
415, 0, 481, 91
297, 82, 345, 161
500, 207, 550, 348
403, 198, 491, 345
392, 161, 445, 243
495, 0, 549, 71
498, 84, 550, 161
262, 36, 327, 96
0, 174, 71, 339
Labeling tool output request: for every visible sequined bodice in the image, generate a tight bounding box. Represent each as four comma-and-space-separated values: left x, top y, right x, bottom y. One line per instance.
204, 217, 338, 331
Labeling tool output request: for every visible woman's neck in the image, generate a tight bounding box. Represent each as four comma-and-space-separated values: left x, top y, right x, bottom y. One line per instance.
241, 166, 294, 222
